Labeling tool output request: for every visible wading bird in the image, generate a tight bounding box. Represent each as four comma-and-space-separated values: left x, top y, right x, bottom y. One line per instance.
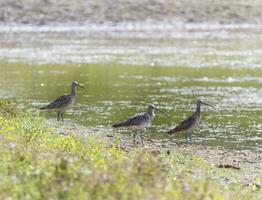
113, 104, 168, 147
168, 99, 216, 142
40, 81, 84, 121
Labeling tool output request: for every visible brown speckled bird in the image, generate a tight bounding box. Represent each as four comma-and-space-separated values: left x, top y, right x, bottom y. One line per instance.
168, 99, 216, 142
113, 104, 167, 146
40, 81, 84, 121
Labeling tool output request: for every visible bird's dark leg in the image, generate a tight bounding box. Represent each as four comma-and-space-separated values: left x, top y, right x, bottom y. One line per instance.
140, 132, 144, 147
133, 133, 136, 147
57, 111, 60, 121
189, 133, 192, 143
61, 113, 64, 122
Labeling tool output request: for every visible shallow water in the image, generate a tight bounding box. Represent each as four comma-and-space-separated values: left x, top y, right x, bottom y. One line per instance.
0, 23, 261, 152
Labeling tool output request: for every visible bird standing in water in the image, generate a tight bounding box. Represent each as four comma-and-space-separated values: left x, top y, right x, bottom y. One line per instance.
40, 81, 84, 121
113, 104, 168, 147
168, 99, 216, 142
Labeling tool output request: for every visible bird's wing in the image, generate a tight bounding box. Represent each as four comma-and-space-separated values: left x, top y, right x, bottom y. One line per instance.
40, 94, 71, 110
168, 115, 195, 134
113, 113, 148, 128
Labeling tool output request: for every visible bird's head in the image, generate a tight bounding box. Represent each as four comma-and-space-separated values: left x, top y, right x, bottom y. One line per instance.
71, 81, 85, 89
197, 99, 216, 110
148, 104, 168, 116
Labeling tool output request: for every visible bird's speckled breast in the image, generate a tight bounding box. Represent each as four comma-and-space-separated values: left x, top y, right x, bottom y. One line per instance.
61, 95, 76, 111
131, 114, 152, 129
142, 114, 153, 127
188, 116, 200, 132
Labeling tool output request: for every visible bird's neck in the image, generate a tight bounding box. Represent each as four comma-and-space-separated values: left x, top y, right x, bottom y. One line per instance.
195, 102, 201, 115
71, 86, 77, 96
147, 108, 155, 118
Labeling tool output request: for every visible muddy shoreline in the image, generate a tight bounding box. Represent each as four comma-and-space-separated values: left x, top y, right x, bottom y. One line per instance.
1, 0, 262, 25
51, 122, 262, 186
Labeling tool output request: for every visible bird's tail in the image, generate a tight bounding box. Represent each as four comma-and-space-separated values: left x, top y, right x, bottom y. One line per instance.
167, 129, 175, 134
112, 123, 122, 128
40, 105, 48, 110
112, 121, 127, 128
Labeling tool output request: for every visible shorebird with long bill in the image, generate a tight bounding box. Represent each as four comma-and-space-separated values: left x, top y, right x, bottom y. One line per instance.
168, 99, 216, 142
40, 81, 84, 121
113, 104, 168, 147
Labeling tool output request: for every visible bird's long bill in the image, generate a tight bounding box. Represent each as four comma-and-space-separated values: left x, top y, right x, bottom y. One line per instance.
201, 101, 216, 110
77, 83, 85, 89
155, 107, 168, 117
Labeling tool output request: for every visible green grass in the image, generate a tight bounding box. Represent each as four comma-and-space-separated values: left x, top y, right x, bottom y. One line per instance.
0, 99, 260, 200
